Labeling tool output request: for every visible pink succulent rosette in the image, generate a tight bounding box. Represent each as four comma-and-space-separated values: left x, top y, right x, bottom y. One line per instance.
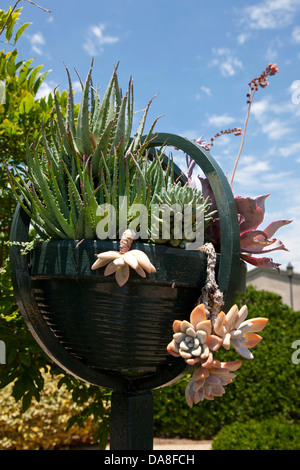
167, 302, 268, 406
214, 304, 268, 359
167, 304, 222, 366
185, 354, 242, 407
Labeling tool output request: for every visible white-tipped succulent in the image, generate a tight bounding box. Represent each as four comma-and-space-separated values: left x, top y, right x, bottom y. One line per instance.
213, 304, 268, 359
91, 229, 156, 287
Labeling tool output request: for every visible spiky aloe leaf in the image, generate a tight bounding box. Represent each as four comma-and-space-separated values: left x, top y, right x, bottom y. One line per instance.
64, 63, 76, 140
110, 91, 128, 156
128, 94, 157, 154
91, 119, 115, 175
76, 65, 93, 156
92, 64, 118, 141
125, 77, 134, 148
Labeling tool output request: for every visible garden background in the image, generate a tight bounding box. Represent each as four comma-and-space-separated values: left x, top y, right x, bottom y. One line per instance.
0, 2, 299, 450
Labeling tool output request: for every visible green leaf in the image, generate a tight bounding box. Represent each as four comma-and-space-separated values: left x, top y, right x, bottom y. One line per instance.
64, 64, 76, 138
14, 22, 32, 44
76, 66, 93, 155
33, 70, 51, 95
19, 92, 35, 114
6, 49, 17, 76
18, 58, 34, 85
110, 91, 128, 156
92, 64, 118, 140
22, 391, 33, 412
28, 64, 45, 90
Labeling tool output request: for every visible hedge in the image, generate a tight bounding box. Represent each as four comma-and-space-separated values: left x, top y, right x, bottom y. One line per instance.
212, 420, 300, 450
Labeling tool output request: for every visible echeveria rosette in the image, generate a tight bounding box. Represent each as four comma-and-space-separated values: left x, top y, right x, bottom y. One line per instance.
167, 304, 222, 365
199, 178, 292, 270
236, 194, 292, 270
185, 354, 242, 407
214, 304, 268, 359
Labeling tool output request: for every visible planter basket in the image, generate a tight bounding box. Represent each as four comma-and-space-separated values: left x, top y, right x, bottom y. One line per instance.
9, 133, 245, 448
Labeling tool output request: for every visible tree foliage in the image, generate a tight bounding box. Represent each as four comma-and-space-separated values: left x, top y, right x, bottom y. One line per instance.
0, 6, 110, 449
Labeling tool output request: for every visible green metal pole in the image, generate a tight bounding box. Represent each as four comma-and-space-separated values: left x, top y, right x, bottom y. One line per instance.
110, 390, 153, 450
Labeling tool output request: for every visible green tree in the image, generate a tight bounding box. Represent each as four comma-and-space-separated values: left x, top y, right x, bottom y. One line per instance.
0, 6, 110, 449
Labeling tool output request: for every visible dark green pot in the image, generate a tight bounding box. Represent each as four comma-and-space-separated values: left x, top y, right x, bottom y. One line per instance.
9, 133, 245, 392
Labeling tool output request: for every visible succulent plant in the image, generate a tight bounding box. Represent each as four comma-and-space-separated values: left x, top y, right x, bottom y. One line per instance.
167, 300, 268, 405
8, 62, 156, 239
8, 62, 214, 248
185, 356, 242, 407
166, 241, 269, 406
150, 181, 216, 248
91, 229, 156, 286
200, 178, 292, 270
167, 304, 222, 365
213, 304, 268, 359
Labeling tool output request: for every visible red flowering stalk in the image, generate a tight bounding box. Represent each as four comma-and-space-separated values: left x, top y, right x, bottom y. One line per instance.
208, 127, 242, 150
231, 63, 279, 183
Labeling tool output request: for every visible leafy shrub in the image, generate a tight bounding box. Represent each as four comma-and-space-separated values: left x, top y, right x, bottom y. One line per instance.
0, 372, 109, 450
153, 285, 300, 439
212, 420, 300, 450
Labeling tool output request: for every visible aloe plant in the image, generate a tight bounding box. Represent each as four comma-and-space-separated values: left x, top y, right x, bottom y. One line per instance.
8, 63, 214, 244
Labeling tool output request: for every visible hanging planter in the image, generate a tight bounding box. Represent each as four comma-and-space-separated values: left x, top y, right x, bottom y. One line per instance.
7, 62, 290, 449
9, 130, 245, 392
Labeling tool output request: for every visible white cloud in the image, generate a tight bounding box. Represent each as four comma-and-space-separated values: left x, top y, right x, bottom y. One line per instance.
261, 118, 292, 140
211, 48, 243, 77
35, 80, 55, 99
237, 32, 251, 45
200, 86, 211, 96
72, 81, 82, 93
195, 86, 212, 100
28, 32, 45, 55
83, 23, 119, 56
251, 97, 295, 140
292, 26, 300, 42
278, 141, 300, 157
208, 113, 235, 127
243, 0, 300, 30
251, 98, 270, 120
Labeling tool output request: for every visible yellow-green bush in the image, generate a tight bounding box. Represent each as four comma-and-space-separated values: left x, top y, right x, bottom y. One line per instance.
0, 372, 105, 450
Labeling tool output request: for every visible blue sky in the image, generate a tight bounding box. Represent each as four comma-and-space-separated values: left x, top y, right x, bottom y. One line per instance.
3, 0, 300, 272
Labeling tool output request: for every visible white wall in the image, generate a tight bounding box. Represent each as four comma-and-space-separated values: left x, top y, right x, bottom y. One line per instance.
246, 267, 300, 311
